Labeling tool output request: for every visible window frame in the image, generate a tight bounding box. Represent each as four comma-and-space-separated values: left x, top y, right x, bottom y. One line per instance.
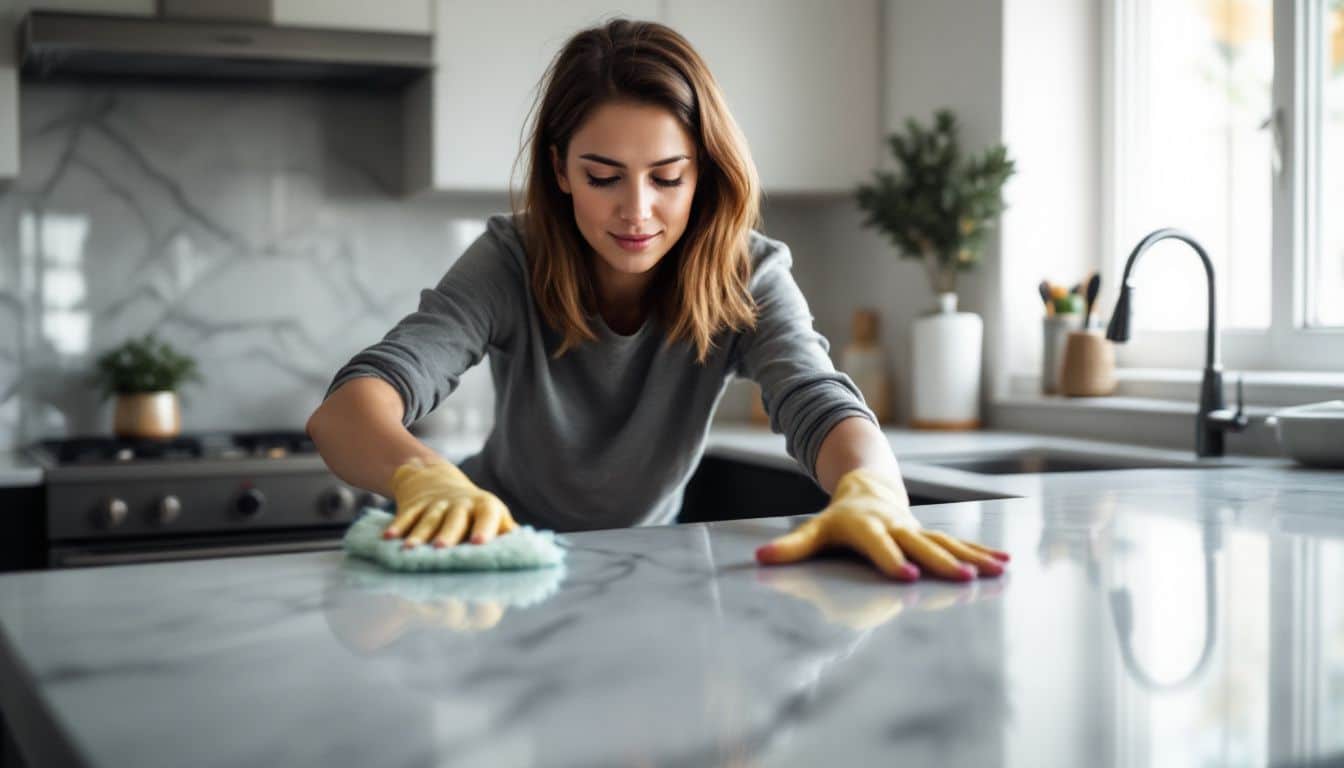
1101, 0, 1344, 374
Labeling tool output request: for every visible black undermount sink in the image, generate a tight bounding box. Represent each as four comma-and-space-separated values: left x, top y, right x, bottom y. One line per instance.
917, 448, 1232, 475
676, 455, 1008, 524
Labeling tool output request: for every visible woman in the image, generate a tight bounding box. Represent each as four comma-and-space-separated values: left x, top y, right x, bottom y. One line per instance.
306, 18, 1008, 581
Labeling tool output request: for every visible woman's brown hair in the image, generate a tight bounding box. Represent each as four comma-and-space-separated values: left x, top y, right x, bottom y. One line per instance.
510, 18, 762, 364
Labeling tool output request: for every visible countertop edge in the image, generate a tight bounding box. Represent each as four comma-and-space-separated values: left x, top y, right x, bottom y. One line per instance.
0, 622, 93, 767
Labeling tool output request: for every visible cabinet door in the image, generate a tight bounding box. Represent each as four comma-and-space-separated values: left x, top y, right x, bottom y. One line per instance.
413, 0, 658, 192
273, 0, 432, 34
663, 0, 879, 194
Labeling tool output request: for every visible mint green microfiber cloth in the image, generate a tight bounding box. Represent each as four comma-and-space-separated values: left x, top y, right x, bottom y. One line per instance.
343, 508, 566, 572
339, 558, 565, 607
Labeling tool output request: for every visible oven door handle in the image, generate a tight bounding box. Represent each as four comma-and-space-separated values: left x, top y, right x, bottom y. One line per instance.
50, 537, 344, 567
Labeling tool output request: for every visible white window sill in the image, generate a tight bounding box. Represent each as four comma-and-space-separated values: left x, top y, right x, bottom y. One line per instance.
1005, 368, 1344, 408
992, 368, 1343, 456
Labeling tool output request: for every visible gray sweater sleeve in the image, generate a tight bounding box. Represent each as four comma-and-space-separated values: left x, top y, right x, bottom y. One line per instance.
323, 229, 518, 428
734, 242, 879, 487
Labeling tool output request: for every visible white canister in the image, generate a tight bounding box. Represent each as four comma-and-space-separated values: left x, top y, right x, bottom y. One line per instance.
1041, 314, 1084, 394
910, 292, 983, 429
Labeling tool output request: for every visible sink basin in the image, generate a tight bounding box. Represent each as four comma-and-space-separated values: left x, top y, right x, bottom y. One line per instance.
677, 456, 1014, 523
917, 448, 1229, 475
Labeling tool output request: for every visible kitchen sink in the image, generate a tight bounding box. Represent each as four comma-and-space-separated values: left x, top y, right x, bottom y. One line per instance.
677, 455, 1013, 523
916, 448, 1230, 475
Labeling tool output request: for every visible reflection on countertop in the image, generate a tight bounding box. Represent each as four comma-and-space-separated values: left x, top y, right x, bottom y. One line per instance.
1, 476, 1343, 766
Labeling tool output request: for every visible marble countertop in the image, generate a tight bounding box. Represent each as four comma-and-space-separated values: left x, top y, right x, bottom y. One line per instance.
0, 420, 1303, 493
2, 426, 1344, 765
702, 423, 1293, 499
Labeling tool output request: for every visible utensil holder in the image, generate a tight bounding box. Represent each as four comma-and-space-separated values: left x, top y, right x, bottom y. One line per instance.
1042, 314, 1083, 394
1058, 329, 1116, 397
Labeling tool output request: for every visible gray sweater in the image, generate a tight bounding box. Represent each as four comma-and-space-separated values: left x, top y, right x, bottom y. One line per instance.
324, 212, 877, 531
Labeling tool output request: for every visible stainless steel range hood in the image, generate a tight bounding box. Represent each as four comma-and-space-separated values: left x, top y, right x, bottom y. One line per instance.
18, 10, 434, 86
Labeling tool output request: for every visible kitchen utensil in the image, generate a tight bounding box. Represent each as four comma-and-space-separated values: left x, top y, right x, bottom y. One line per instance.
1058, 329, 1116, 397
1084, 272, 1101, 327
1038, 280, 1054, 316
1054, 293, 1085, 315
1264, 401, 1344, 468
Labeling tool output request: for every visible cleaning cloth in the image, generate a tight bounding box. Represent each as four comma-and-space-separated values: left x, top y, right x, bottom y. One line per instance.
339, 558, 565, 607
343, 508, 566, 572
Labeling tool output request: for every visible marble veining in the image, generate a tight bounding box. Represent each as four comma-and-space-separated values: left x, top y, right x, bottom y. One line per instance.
0, 82, 504, 449
2, 475, 1344, 766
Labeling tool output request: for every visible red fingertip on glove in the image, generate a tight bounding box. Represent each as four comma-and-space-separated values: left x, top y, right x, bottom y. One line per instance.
754, 544, 777, 564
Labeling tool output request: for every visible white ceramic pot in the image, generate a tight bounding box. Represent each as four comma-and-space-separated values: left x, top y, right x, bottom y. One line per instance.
910, 292, 983, 429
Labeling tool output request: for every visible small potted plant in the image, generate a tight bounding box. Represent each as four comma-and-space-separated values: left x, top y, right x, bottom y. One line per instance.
854, 109, 1015, 429
94, 333, 201, 439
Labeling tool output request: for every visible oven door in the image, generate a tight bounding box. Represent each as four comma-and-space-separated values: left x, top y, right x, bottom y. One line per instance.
47, 528, 347, 568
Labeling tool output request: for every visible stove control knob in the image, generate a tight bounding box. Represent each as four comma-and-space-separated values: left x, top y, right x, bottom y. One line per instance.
235, 488, 266, 518
320, 487, 356, 519
358, 492, 391, 511
94, 498, 129, 529
155, 495, 182, 526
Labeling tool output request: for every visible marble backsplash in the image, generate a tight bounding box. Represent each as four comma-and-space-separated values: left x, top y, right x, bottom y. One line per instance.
0, 82, 509, 450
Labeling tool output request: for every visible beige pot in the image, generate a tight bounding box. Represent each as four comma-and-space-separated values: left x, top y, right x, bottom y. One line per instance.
1058, 330, 1116, 397
113, 391, 182, 439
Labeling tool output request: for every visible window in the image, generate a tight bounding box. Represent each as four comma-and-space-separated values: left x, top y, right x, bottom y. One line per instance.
1106, 0, 1344, 372
1313, 1, 1344, 326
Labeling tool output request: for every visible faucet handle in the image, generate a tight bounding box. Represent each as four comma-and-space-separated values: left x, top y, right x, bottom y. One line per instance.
1206, 373, 1250, 432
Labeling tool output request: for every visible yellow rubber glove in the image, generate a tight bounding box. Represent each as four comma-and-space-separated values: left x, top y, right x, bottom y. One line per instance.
383, 457, 518, 549
754, 466, 1010, 581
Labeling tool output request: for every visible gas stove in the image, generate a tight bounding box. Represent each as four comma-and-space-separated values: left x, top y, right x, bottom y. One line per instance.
31, 430, 320, 465
28, 431, 389, 568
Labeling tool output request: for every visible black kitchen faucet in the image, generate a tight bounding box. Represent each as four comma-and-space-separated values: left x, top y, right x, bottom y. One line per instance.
1105, 228, 1249, 457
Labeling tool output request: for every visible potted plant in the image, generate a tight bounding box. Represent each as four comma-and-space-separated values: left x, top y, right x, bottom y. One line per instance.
93, 333, 201, 439
854, 109, 1015, 429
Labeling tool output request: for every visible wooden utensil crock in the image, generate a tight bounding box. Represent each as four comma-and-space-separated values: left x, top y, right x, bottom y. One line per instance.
1058, 330, 1116, 397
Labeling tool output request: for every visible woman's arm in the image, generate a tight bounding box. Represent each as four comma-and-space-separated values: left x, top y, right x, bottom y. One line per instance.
813, 415, 905, 500
305, 376, 444, 498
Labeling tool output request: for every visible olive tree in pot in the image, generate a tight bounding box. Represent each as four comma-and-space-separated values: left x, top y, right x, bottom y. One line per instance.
854, 109, 1015, 429
94, 333, 201, 439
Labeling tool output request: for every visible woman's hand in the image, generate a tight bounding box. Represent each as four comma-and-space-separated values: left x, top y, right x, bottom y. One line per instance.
384, 457, 518, 548
754, 466, 1009, 581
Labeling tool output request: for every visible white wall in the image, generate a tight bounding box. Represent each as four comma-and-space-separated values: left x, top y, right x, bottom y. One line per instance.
0, 1, 19, 180
1000, 0, 1105, 397
784, 0, 1105, 425
781, 0, 1006, 426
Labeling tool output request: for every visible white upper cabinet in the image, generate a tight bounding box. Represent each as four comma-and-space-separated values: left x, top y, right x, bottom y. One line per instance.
0, 17, 13, 182
272, 0, 432, 34
409, 0, 657, 193
413, 0, 879, 194
662, 0, 879, 194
